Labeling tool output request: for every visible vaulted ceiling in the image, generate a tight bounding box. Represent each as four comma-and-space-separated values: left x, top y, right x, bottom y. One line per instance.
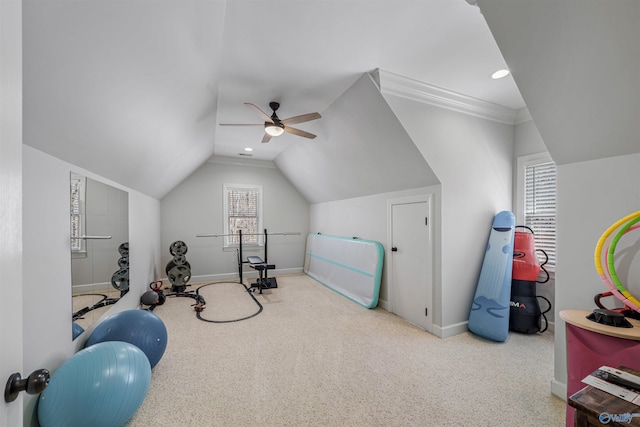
23, 0, 524, 199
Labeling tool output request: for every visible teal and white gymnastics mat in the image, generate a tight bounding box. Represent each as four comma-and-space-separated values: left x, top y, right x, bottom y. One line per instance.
468, 211, 515, 342
303, 233, 383, 309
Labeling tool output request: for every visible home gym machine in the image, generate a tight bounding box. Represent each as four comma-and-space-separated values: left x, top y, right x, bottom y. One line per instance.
196, 229, 300, 293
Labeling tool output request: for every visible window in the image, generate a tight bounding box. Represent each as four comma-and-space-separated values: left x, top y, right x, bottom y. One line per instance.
516, 153, 557, 269
223, 184, 262, 247
70, 173, 86, 253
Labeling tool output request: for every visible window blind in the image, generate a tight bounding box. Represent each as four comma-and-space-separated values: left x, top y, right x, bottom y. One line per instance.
227, 186, 260, 245
70, 177, 82, 251
524, 161, 557, 268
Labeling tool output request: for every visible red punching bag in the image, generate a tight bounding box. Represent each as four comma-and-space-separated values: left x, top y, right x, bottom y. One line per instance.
512, 227, 541, 281
510, 226, 551, 334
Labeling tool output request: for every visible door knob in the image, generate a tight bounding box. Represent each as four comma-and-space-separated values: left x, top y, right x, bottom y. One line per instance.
4, 369, 50, 403
391, 247, 398, 252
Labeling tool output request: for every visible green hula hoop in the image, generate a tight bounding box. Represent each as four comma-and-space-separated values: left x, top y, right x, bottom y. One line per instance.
607, 213, 640, 306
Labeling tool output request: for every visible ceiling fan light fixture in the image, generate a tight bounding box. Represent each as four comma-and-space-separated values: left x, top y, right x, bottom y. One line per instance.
265, 123, 284, 137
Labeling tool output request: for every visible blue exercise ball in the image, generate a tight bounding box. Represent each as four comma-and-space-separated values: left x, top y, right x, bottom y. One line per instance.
85, 309, 168, 368
72, 322, 84, 340
38, 341, 151, 427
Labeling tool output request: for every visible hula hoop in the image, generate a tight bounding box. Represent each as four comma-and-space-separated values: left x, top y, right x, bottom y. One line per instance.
608, 216, 640, 306
602, 224, 640, 312
594, 210, 640, 313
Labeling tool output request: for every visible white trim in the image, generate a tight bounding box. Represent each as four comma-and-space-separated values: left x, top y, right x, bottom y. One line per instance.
375, 69, 519, 125
551, 379, 567, 401
515, 107, 533, 124
433, 321, 469, 338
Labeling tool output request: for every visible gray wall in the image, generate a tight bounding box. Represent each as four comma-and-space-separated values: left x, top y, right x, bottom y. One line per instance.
22, 146, 161, 426
160, 157, 310, 282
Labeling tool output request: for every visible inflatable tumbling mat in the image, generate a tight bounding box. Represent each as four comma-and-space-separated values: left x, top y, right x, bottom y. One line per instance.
304, 233, 383, 308
468, 211, 515, 342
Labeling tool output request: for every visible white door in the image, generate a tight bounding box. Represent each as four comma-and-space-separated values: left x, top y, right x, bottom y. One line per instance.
1, 2, 24, 424
389, 196, 433, 332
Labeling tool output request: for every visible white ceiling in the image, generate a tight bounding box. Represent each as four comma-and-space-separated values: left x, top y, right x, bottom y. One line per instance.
23, 0, 525, 199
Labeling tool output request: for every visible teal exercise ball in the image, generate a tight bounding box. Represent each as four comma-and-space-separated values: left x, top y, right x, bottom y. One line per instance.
37, 341, 151, 427
85, 309, 168, 368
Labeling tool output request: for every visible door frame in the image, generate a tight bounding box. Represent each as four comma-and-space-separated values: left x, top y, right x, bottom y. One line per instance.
386, 193, 434, 333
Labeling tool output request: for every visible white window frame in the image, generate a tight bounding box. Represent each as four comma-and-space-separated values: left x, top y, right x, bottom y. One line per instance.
516, 152, 557, 271
223, 183, 263, 248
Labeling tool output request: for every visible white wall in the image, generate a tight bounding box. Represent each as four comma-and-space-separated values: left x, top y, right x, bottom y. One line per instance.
383, 95, 514, 335
22, 146, 161, 426
552, 153, 640, 398
160, 157, 310, 283
0, 1, 23, 425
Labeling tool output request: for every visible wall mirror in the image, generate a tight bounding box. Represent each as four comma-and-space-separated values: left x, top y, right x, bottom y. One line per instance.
70, 173, 129, 340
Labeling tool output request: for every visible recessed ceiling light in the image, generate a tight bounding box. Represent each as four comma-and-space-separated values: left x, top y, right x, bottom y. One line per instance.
491, 69, 510, 79
244, 147, 253, 152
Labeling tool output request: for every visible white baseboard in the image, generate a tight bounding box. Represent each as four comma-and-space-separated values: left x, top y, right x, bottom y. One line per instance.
72, 282, 112, 293
551, 378, 567, 401
433, 321, 468, 338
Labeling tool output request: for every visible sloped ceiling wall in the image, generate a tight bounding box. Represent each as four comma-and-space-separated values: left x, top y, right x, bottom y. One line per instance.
274, 73, 439, 204
476, 0, 640, 165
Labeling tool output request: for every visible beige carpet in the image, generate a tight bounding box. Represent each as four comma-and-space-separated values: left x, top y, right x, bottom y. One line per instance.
127, 274, 565, 427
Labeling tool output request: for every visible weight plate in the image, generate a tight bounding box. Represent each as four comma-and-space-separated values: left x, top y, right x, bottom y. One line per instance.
169, 240, 188, 256
118, 242, 129, 256
118, 257, 129, 268
172, 254, 187, 265
167, 265, 191, 287
165, 260, 175, 275
111, 268, 130, 291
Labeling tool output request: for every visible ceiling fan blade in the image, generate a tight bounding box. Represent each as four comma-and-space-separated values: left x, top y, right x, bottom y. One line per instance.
281, 112, 321, 126
261, 133, 272, 143
245, 103, 274, 123
284, 126, 316, 139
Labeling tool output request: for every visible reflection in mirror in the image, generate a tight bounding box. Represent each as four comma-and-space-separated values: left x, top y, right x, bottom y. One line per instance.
70, 173, 129, 340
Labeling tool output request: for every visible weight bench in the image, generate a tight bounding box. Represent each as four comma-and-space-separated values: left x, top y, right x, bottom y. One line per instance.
246, 255, 277, 294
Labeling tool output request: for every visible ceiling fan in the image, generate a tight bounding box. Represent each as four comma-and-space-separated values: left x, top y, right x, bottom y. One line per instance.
220, 102, 321, 143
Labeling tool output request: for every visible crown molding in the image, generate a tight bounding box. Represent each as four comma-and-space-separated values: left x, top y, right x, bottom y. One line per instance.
374, 69, 519, 125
